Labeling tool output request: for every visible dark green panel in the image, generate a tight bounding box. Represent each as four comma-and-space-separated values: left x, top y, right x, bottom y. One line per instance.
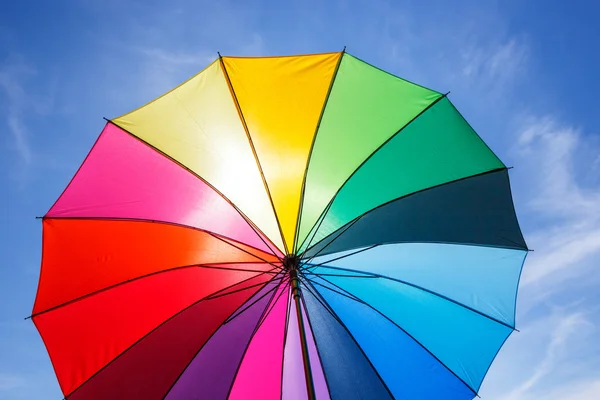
297, 54, 442, 250
300, 98, 505, 252
304, 169, 526, 258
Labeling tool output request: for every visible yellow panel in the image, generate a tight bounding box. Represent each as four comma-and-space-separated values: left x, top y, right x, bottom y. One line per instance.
113, 60, 285, 253
223, 52, 341, 252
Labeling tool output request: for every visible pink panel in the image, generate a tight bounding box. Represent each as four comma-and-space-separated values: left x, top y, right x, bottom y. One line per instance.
48, 123, 279, 255
229, 285, 289, 400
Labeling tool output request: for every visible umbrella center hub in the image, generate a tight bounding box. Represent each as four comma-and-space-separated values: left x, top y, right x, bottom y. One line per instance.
284, 255, 301, 297
283, 254, 299, 272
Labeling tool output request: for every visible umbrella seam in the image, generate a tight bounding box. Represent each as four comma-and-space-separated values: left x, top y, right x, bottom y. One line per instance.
295, 92, 447, 253
279, 286, 293, 400
219, 56, 290, 255
300, 167, 528, 258
297, 287, 335, 400
305, 265, 516, 330
293, 49, 346, 254
299, 277, 397, 399
59, 271, 281, 399
41, 216, 283, 266
159, 275, 285, 400
222, 277, 289, 400
105, 120, 283, 258
30, 264, 280, 320
303, 274, 478, 397
307, 272, 502, 395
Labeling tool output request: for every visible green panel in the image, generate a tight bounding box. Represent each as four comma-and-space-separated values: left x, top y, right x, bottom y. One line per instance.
300, 97, 505, 252
296, 54, 442, 251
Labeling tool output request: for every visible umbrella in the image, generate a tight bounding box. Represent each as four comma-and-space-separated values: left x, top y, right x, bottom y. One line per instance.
32, 50, 528, 400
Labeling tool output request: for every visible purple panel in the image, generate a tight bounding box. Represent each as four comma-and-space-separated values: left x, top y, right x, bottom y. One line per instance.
282, 293, 331, 400
166, 280, 279, 399
282, 293, 307, 400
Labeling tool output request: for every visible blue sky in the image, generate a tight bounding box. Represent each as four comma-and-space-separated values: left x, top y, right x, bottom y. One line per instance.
1, 1, 599, 398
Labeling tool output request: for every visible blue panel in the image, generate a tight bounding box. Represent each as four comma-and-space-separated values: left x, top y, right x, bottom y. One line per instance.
301, 287, 393, 400
308, 273, 513, 391
310, 243, 526, 326
311, 278, 475, 399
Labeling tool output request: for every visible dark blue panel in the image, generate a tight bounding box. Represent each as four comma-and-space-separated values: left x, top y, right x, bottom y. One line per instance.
305, 169, 527, 258
302, 286, 393, 400
311, 277, 476, 399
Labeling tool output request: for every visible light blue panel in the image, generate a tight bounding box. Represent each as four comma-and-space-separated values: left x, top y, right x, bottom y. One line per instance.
310, 278, 476, 399
310, 243, 527, 326
313, 273, 513, 391
302, 286, 393, 400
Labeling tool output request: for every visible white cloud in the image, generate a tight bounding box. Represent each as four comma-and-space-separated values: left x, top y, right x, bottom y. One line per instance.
517, 117, 600, 218
513, 117, 600, 291
461, 38, 528, 84
0, 61, 35, 165
482, 306, 598, 400
0, 58, 55, 183
503, 311, 593, 399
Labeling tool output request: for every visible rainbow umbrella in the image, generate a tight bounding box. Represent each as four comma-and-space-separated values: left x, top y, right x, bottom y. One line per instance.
32, 51, 528, 400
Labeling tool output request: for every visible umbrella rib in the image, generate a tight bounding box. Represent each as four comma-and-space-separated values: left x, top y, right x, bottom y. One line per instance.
204, 230, 284, 270
223, 276, 289, 400
62, 272, 280, 399
303, 276, 372, 305
300, 245, 379, 271
306, 241, 530, 269
206, 276, 286, 302
29, 264, 281, 320
297, 276, 397, 399
104, 120, 283, 257
218, 56, 290, 255
303, 265, 516, 331
300, 273, 479, 398
299, 213, 363, 267
293, 49, 345, 254
159, 274, 285, 400
256, 277, 291, 330
297, 196, 334, 260
295, 92, 448, 253
222, 275, 290, 325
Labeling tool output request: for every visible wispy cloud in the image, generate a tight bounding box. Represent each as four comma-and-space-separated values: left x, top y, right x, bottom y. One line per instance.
460, 38, 528, 84
0, 61, 36, 166
503, 311, 594, 399
483, 305, 599, 400
513, 117, 600, 291
0, 57, 55, 183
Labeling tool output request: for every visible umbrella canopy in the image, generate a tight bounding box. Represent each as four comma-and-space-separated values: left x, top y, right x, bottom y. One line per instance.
32, 51, 528, 400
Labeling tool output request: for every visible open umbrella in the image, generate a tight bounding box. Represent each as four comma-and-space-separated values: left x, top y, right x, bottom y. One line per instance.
32, 50, 528, 400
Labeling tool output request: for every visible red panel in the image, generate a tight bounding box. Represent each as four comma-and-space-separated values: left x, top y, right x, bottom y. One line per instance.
67, 274, 275, 400
33, 266, 274, 396
34, 218, 280, 314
